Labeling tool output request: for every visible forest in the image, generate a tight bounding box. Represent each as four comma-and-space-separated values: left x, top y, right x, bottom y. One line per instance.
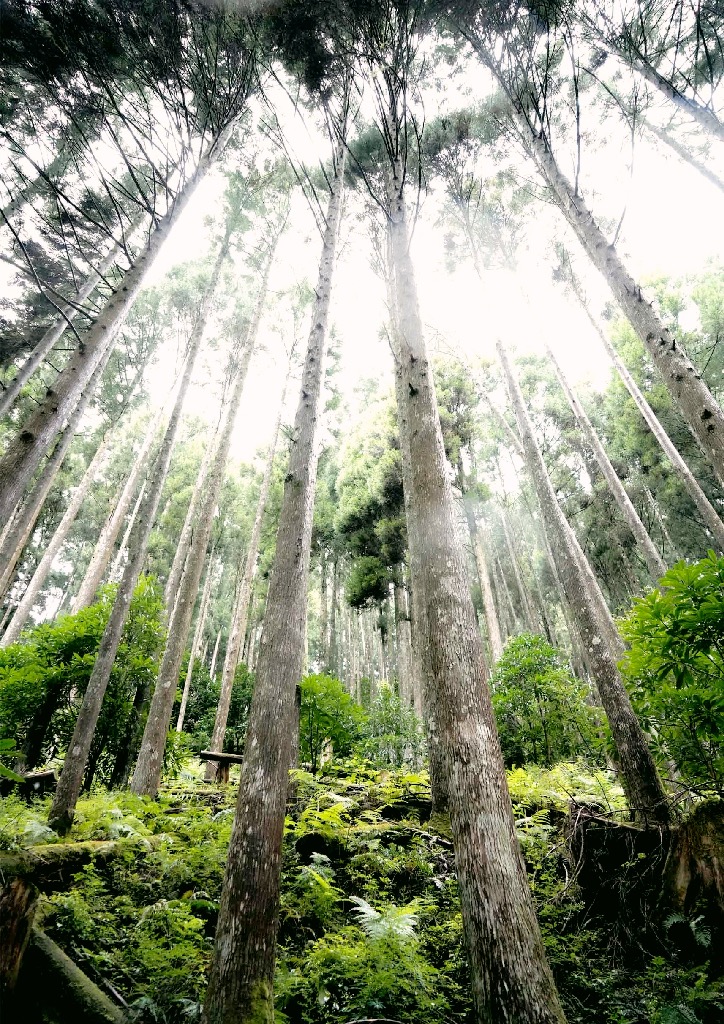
1, 0, 724, 1022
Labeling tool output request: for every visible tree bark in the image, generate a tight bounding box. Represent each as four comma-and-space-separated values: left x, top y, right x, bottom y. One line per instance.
204, 373, 289, 780
176, 549, 215, 733
498, 340, 670, 825
201, 140, 345, 1024
466, 509, 504, 662
1, 435, 114, 645
131, 237, 271, 800
46, 278, 209, 835
547, 346, 668, 580
0, 123, 236, 526
574, 286, 724, 551
0, 355, 109, 603
516, 119, 724, 488
0, 213, 145, 421
209, 629, 222, 680
164, 441, 215, 612
73, 407, 166, 612
386, 185, 566, 1021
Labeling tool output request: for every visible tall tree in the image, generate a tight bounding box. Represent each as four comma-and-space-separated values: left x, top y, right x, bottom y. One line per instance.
498, 340, 670, 825
202, 118, 347, 1024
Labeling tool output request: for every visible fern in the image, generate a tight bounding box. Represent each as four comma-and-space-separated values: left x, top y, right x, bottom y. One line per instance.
349, 896, 418, 940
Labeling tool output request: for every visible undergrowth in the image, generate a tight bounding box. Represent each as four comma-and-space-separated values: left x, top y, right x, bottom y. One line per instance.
2, 759, 723, 1023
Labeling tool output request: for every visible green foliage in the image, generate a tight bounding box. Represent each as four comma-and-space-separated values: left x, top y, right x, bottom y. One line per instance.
620, 554, 724, 794
358, 683, 424, 767
0, 576, 165, 783
491, 634, 604, 768
299, 675, 366, 774
0, 737, 23, 781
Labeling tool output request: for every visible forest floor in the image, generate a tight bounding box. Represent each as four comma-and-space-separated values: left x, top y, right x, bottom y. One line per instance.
2, 757, 723, 1024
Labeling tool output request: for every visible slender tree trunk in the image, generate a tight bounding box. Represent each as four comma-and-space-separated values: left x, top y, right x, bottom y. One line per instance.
319, 553, 328, 668
46, 286, 207, 835
328, 556, 339, 675
0, 214, 145, 421
498, 341, 670, 824
204, 378, 288, 780
387, 185, 567, 1021
466, 509, 504, 662
0, 356, 108, 602
73, 407, 166, 611
499, 505, 539, 631
2, 436, 114, 645
176, 549, 215, 733
511, 116, 724, 487
210, 629, 222, 680
164, 441, 215, 612
201, 139, 345, 1024
0, 125, 236, 526
109, 478, 147, 581
393, 580, 413, 705
642, 117, 724, 195
131, 237, 270, 799
547, 346, 668, 579
643, 485, 682, 562
109, 674, 150, 789
574, 287, 724, 551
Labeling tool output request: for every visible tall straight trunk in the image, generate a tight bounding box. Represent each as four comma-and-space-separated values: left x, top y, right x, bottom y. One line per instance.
466, 509, 504, 662
1, 435, 114, 645
385, 204, 445, 804
73, 406, 166, 611
387, 188, 566, 1022
209, 629, 222, 680
0, 124, 236, 526
642, 117, 724, 195
498, 341, 669, 824
0, 214, 145, 421
0, 356, 109, 602
176, 549, 215, 733
164, 442, 215, 611
643, 484, 682, 562
590, 24, 724, 144
201, 139, 345, 1024
131, 240, 269, 799
109, 478, 147, 581
328, 556, 339, 675
510, 113, 724, 487
393, 580, 413, 705
498, 506, 539, 631
493, 550, 517, 638
204, 376, 288, 780
576, 289, 724, 551
47, 302, 207, 835
547, 346, 668, 579
319, 553, 328, 668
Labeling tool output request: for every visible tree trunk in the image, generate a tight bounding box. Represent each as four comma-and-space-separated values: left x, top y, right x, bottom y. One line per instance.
204, 376, 288, 781
131, 238, 271, 800
328, 556, 339, 675
201, 140, 345, 1024
514, 117, 724, 488
319, 552, 328, 668
643, 484, 682, 562
0, 124, 236, 526
209, 629, 222, 680
46, 277, 209, 835
547, 346, 668, 580
499, 505, 539, 631
2, 435, 114, 645
164, 441, 215, 612
0, 355, 109, 603
498, 340, 670, 825
642, 117, 724, 196
73, 407, 165, 611
0, 214, 145, 421
386, 185, 567, 1021
574, 285, 724, 551
466, 509, 504, 662
176, 549, 215, 733
393, 580, 413, 705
